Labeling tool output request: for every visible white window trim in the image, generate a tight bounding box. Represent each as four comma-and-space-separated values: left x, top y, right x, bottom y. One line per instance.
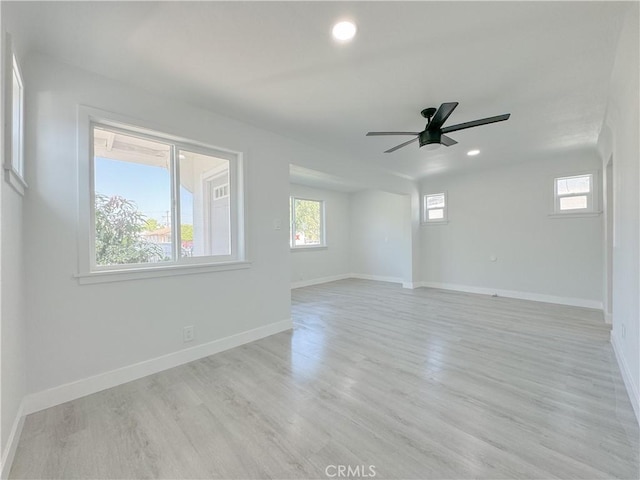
290, 196, 326, 249
3, 33, 27, 195
549, 170, 602, 218
77, 105, 248, 283
422, 192, 448, 225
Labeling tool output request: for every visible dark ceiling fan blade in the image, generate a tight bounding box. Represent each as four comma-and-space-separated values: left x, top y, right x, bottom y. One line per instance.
384, 137, 418, 153
366, 132, 420, 136
427, 102, 459, 130
441, 113, 510, 134
440, 135, 458, 147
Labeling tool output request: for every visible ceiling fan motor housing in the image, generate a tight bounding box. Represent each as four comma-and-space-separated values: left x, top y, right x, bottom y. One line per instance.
419, 130, 441, 147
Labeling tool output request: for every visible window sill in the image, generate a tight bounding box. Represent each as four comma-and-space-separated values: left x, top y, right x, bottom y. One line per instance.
290, 246, 328, 252
4, 167, 27, 196
548, 211, 602, 219
421, 221, 449, 226
75, 260, 252, 285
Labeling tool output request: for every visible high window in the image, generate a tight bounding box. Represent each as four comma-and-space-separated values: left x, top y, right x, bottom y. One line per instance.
290, 197, 325, 248
4, 36, 26, 194
89, 122, 243, 272
553, 174, 594, 214
423, 192, 447, 223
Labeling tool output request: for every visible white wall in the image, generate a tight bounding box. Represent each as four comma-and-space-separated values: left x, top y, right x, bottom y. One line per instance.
420, 151, 603, 308
0, 180, 25, 470
598, 4, 639, 421
19, 52, 408, 406
0, 14, 28, 473
22, 53, 289, 396
290, 184, 350, 287
349, 190, 411, 283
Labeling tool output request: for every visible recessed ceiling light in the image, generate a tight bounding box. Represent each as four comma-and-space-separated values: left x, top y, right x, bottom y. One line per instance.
332, 21, 357, 42
467, 149, 480, 156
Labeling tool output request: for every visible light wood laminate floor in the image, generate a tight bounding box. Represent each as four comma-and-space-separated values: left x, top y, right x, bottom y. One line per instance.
11, 280, 639, 479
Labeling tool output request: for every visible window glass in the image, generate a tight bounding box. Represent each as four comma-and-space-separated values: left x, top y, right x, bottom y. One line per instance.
557, 175, 590, 195
179, 150, 231, 257
426, 194, 445, 209
428, 209, 444, 220
560, 195, 588, 211
93, 127, 172, 266
10, 55, 24, 179
290, 198, 324, 247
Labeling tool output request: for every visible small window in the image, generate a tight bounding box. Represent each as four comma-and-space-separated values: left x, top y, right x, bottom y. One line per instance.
10, 55, 24, 177
290, 197, 325, 248
423, 192, 447, 223
554, 174, 594, 214
4, 35, 26, 193
91, 123, 243, 270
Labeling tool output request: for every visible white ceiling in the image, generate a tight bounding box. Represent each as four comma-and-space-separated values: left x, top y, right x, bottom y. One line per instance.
5, 1, 629, 180
290, 164, 366, 193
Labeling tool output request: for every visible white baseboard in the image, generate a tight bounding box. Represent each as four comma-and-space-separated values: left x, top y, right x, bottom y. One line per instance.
350, 273, 403, 284
402, 282, 420, 289
0, 401, 25, 480
291, 274, 351, 289
418, 281, 603, 310
604, 312, 613, 324
611, 331, 639, 425
23, 319, 292, 415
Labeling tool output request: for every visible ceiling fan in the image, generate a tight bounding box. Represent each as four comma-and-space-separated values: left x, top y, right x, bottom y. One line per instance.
366, 102, 510, 153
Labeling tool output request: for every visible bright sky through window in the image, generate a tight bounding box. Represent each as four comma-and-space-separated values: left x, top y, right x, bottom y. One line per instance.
94, 157, 194, 224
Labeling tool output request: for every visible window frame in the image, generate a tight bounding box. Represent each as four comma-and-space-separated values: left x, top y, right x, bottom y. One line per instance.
551, 171, 600, 217
289, 196, 326, 249
423, 192, 448, 224
76, 106, 248, 284
3, 33, 27, 195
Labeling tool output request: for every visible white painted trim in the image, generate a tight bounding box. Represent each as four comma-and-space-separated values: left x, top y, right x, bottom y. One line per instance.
547, 211, 602, 219
291, 274, 351, 289
551, 170, 599, 215
290, 246, 328, 252
417, 281, 603, 310
611, 331, 640, 424
0, 401, 25, 480
604, 312, 613, 325
350, 273, 403, 285
422, 191, 448, 224
77, 106, 247, 279
290, 196, 326, 248
402, 282, 419, 289
23, 319, 292, 415
75, 260, 252, 285
3, 167, 26, 196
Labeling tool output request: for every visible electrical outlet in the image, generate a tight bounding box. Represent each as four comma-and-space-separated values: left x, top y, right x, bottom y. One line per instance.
183, 326, 195, 343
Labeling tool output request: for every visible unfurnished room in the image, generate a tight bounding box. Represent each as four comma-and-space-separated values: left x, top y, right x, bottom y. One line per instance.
0, 1, 638, 479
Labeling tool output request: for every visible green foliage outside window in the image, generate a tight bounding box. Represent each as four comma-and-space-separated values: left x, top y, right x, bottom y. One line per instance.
95, 194, 163, 265
292, 198, 322, 245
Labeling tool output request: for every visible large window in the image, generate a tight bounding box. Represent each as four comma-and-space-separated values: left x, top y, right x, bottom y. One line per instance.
90, 123, 242, 271
423, 192, 447, 223
290, 197, 325, 248
553, 173, 595, 214
4, 34, 26, 194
